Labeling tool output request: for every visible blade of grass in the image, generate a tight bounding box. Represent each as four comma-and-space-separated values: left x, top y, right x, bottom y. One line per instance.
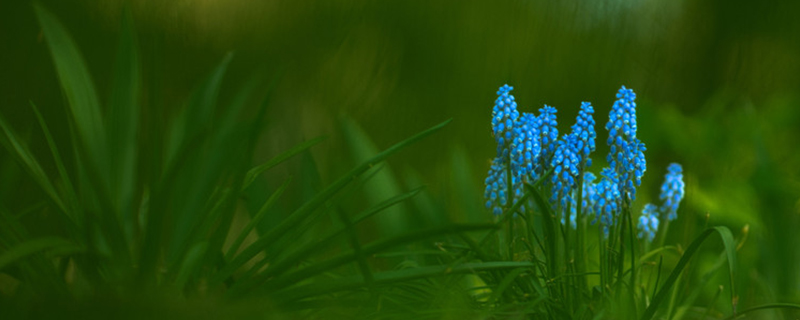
340, 116, 409, 236
276, 261, 535, 302
249, 186, 425, 281
242, 136, 327, 191
214, 119, 451, 283
226, 177, 292, 260
0, 237, 77, 270
34, 3, 108, 183
30, 103, 79, 224
107, 6, 140, 248
164, 52, 233, 167
640, 226, 737, 320
0, 116, 67, 215
489, 267, 528, 304
174, 241, 209, 292
230, 223, 495, 296
719, 303, 800, 320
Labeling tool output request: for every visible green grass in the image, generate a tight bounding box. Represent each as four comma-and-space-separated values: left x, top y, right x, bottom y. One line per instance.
1, 4, 799, 320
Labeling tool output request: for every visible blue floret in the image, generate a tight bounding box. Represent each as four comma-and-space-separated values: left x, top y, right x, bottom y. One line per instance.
660, 163, 685, 220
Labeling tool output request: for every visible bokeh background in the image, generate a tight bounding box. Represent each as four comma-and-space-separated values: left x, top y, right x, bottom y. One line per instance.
2, 0, 799, 313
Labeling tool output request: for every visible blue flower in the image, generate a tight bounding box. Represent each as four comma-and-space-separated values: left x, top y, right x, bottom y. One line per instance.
492, 85, 520, 158
638, 203, 659, 241
550, 134, 580, 208
581, 171, 597, 215
564, 199, 578, 229
484, 157, 508, 215
660, 163, 685, 221
592, 167, 621, 237
605, 86, 646, 202
571, 102, 596, 168
511, 112, 541, 182
535, 105, 558, 174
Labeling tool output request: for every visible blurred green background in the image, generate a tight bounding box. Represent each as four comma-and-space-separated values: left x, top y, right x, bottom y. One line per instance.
2, 0, 799, 313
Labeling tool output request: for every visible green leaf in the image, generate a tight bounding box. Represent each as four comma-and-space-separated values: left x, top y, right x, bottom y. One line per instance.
489, 267, 529, 304
34, 3, 108, 180
719, 303, 800, 320
174, 241, 209, 291
265, 223, 496, 291
0, 116, 67, 215
228, 223, 495, 296
226, 177, 292, 260
340, 116, 409, 236
0, 237, 77, 270
640, 226, 737, 320
214, 119, 451, 283
242, 136, 327, 191
107, 7, 140, 242
276, 261, 535, 302
164, 52, 233, 167
245, 186, 425, 283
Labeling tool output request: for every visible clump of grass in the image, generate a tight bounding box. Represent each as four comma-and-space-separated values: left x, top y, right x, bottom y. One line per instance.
2, 4, 800, 320
0, 4, 498, 319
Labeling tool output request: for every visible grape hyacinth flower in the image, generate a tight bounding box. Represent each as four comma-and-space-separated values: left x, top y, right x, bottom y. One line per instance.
550, 134, 580, 208
638, 203, 659, 241
605, 86, 646, 202
511, 112, 541, 182
660, 163, 685, 221
571, 102, 596, 169
535, 105, 559, 174
593, 168, 621, 236
484, 157, 509, 215
565, 197, 578, 229
491, 85, 520, 158
581, 172, 597, 216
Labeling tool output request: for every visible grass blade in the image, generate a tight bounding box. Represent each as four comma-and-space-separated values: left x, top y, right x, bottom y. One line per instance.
214, 119, 451, 283
225, 177, 292, 260
266, 223, 495, 290
241, 186, 426, 284
0, 116, 67, 215
489, 267, 529, 304
0, 237, 77, 270
174, 241, 209, 291
719, 303, 800, 320
241, 136, 327, 191
108, 6, 140, 242
34, 3, 108, 181
276, 261, 535, 302
228, 223, 495, 296
340, 116, 409, 236
640, 226, 737, 320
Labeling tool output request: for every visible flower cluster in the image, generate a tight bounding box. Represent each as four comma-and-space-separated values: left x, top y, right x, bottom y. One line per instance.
550, 134, 580, 207
491, 84, 520, 158
660, 163, 685, 221
484, 158, 509, 215
572, 102, 596, 168
605, 86, 646, 203
511, 112, 541, 182
637, 203, 659, 241
484, 84, 686, 243
535, 105, 559, 174
590, 168, 621, 236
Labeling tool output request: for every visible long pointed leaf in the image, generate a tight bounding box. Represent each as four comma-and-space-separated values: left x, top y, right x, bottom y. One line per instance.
640, 226, 737, 320
242, 136, 327, 191
0, 116, 66, 214
277, 261, 535, 302
214, 119, 451, 283
108, 7, 140, 245
34, 3, 108, 181
226, 177, 292, 260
